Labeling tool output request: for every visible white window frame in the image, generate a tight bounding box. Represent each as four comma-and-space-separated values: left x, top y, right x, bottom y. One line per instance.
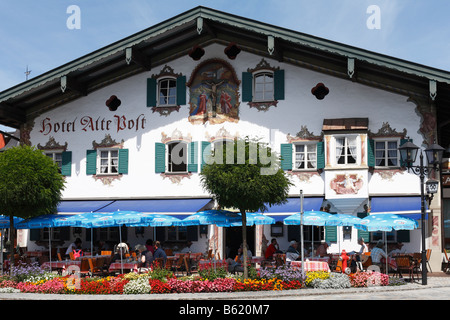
253, 71, 274, 102
374, 138, 400, 168
99, 227, 120, 242
97, 148, 119, 175
293, 143, 317, 171
157, 77, 177, 107
44, 149, 63, 173
333, 134, 360, 166
166, 141, 188, 173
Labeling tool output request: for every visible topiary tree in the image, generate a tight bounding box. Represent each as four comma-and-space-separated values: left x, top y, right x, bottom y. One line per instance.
200, 137, 292, 278
0, 145, 65, 269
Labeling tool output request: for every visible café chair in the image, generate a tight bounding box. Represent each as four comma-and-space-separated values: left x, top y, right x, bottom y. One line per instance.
101, 251, 112, 256
443, 250, 450, 273
69, 252, 75, 260
57, 253, 63, 261
172, 254, 185, 276
394, 256, 416, 282
426, 249, 432, 272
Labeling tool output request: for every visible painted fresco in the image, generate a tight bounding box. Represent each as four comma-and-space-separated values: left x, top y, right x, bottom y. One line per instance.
187, 59, 240, 124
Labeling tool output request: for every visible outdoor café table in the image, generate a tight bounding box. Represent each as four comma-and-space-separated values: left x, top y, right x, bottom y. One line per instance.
26, 251, 46, 257
290, 260, 331, 272
251, 256, 265, 265
109, 261, 138, 273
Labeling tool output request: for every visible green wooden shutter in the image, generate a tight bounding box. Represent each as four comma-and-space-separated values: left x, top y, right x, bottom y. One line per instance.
397, 230, 410, 243
176, 76, 186, 105
201, 141, 211, 171
325, 212, 337, 242
242, 72, 253, 102
155, 143, 166, 173
357, 212, 370, 242
61, 151, 72, 176
187, 226, 198, 242
147, 78, 157, 107
188, 142, 198, 173
368, 139, 375, 167
325, 226, 337, 242
287, 225, 300, 242
118, 149, 129, 174
274, 69, 285, 100
30, 229, 41, 241
86, 150, 97, 175
317, 141, 325, 170
280, 143, 292, 170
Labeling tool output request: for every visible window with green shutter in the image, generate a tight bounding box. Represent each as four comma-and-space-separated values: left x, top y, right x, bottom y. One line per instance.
147, 70, 186, 109
86, 148, 129, 175
155, 142, 166, 173
188, 141, 198, 173
61, 151, 72, 176
280, 143, 293, 171
242, 69, 285, 103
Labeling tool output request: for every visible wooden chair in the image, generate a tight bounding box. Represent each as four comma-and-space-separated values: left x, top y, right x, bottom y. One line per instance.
206, 249, 213, 260
57, 253, 63, 261
443, 250, 450, 273
101, 251, 112, 256
164, 258, 173, 271
88, 258, 107, 277
274, 254, 285, 267
69, 252, 75, 260
172, 254, 185, 276
164, 249, 173, 256
426, 249, 432, 272
395, 255, 416, 282
183, 253, 191, 275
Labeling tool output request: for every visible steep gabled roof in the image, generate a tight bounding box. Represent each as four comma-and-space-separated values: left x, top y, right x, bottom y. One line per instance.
1, 6, 450, 142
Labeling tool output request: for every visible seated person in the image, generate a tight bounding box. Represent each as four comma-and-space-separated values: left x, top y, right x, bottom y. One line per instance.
370, 240, 388, 269
265, 238, 281, 260
226, 244, 252, 273
316, 241, 331, 258
111, 243, 129, 263
285, 240, 300, 262
153, 241, 167, 267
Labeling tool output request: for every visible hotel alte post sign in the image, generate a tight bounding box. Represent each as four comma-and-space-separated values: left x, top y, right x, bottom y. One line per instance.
442, 174, 450, 187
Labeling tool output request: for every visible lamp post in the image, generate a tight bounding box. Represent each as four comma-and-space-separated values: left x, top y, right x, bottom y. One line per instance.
398, 139, 444, 285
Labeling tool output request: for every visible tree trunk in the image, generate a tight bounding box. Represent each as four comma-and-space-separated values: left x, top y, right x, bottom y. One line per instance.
9, 215, 15, 275
240, 208, 248, 279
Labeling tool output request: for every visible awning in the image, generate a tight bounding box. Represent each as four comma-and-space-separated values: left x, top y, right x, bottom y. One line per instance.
96, 198, 213, 220
57, 200, 115, 214
257, 197, 324, 222
370, 197, 429, 220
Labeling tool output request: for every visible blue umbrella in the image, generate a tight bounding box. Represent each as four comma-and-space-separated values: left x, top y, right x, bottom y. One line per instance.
354, 213, 418, 232
0, 215, 24, 228
325, 214, 362, 227
16, 214, 73, 229
179, 210, 242, 227
283, 210, 334, 226
229, 212, 275, 227
128, 213, 183, 227
354, 213, 418, 274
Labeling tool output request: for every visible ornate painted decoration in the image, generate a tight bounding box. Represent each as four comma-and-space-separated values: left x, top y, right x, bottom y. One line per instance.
247, 58, 280, 111
330, 173, 364, 195
187, 59, 240, 125
37, 136, 68, 151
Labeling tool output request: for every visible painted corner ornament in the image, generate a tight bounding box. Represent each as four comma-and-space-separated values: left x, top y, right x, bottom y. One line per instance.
187, 59, 240, 125
330, 173, 364, 195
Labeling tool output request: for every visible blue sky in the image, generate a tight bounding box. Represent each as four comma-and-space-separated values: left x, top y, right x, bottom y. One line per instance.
1, 0, 450, 130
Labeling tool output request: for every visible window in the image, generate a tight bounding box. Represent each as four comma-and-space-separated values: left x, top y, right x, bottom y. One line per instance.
253, 72, 274, 101
375, 140, 399, 167
158, 78, 177, 106
99, 227, 120, 242
336, 136, 357, 165
294, 144, 317, 170
86, 148, 128, 176
166, 226, 187, 241
42, 228, 62, 241
167, 142, 187, 173
45, 151, 63, 173
98, 149, 119, 175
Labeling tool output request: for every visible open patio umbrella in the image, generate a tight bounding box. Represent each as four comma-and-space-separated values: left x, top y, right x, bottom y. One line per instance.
284, 210, 334, 259
229, 212, 275, 227
16, 214, 73, 272
324, 213, 363, 255
179, 210, 242, 227
0, 215, 24, 274
128, 213, 184, 227
354, 213, 419, 274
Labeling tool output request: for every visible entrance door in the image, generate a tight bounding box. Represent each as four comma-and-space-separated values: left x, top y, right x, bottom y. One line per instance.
224, 226, 255, 259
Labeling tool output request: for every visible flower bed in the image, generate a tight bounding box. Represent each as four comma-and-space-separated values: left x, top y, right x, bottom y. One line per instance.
0, 262, 405, 295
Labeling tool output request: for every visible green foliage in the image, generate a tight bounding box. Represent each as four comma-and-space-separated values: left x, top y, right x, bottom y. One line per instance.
0, 145, 65, 219
200, 137, 292, 213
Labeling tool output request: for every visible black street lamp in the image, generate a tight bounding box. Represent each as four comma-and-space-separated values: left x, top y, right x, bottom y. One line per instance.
398, 139, 445, 285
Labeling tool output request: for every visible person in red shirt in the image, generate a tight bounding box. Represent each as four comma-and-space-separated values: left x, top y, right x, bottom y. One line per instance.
265, 238, 280, 259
